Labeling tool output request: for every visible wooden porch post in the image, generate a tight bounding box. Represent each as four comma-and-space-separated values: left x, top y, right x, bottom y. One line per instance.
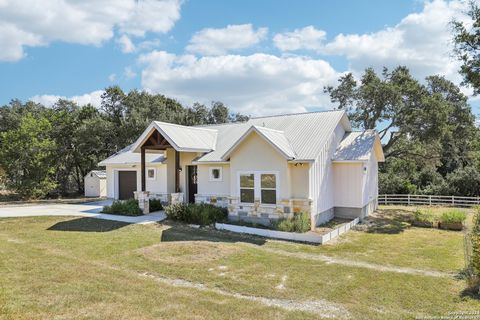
141, 147, 146, 192
175, 149, 180, 193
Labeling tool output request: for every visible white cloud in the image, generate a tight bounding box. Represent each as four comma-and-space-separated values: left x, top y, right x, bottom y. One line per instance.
323, 0, 468, 83
0, 0, 182, 61
273, 26, 326, 51
108, 73, 117, 82
124, 67, 137, 79
138, 51, 340, 115
30, 90, 104, 108
116, 35, 136, 53
186, 24, 268, 56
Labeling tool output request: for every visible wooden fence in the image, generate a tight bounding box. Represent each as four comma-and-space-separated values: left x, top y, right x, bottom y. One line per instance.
379, 194, 480, 207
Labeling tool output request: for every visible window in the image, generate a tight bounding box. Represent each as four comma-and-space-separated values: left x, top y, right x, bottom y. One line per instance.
209, 167, 223, 181
147, 168, 156, 180
239, 172, 278, 205
261, 174, 276, 204
240, 173, 255, 203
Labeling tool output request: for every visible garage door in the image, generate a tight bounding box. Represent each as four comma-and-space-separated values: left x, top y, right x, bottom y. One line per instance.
118, 171, 137, 200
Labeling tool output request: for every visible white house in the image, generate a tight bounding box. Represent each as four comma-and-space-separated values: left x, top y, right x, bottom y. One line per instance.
98, 110, 384, 228
84, 170, 107, 197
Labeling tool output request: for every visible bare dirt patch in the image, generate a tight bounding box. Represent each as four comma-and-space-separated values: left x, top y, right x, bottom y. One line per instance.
138, 241, 242, 265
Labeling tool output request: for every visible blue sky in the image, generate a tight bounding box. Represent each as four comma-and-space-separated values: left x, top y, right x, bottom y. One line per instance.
0, 0, 478, 116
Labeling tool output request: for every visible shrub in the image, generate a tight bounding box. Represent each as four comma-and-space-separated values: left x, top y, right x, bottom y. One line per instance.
466, 207, 480, 295
413, 209, 435, 223
440, 209, 467, 224
165, 203, 228, 226
102, 199, 142, 216
275, 211, 311, 233
149, 198, 163, 212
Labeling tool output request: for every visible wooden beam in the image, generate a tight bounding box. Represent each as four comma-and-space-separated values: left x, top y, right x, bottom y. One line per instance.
175, 149, 180, 193
141, 147, 146, 192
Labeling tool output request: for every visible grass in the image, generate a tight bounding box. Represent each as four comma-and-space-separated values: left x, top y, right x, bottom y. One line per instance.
0, 205, 478, 319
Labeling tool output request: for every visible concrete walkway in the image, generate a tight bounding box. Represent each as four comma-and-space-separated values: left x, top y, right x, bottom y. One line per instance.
0, 200, 166, 224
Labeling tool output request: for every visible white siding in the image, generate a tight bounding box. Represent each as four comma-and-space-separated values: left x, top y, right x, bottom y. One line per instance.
105, 164, 167, 199
362, 151, 378, 206
333, 162, 363, 208
309, 123, 346, 216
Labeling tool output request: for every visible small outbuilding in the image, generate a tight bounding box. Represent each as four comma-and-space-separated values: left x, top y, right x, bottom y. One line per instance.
84, 170, 107, 197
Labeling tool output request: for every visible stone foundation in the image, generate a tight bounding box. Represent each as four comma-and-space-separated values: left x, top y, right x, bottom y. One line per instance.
195, 195, 312, 226
195, 194, 229, 207
170, 193, 184, 204
134, 191, 150, 214
149, 193, 169, 205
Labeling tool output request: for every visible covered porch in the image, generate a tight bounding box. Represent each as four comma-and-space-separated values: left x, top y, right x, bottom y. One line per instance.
131, 121, 217, 213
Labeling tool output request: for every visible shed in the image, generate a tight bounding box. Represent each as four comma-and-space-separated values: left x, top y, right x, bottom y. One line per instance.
84, 170, 107, 197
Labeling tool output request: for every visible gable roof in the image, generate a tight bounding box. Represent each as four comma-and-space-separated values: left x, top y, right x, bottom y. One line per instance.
333, 130, 385, 162
98, 143, 166, 166
131, 121, 217, 153
86, 170, 106, 179
221, 125, 296, 160
195, 110, 350, 162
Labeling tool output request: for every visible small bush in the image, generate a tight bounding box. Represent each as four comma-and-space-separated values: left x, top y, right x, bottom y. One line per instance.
440, 210, 467, 224
466, 206, 480, 295
165, 203, 227, 226
102, 199, 142, 216
275, 212, 311, 233
413, 209, 435, 223
149, 198, 163, 212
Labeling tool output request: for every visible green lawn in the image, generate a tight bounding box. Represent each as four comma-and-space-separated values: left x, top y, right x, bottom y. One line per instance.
0, 206, 478, 319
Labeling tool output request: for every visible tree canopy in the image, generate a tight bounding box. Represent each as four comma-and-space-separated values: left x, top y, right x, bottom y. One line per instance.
0, 87, 248, 198
326, 66, 480, 196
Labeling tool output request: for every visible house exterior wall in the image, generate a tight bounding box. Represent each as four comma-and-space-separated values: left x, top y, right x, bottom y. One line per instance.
333, 162, 363, 208
362, 151, 378, 207
310, 123, 346, 227
105, 163, 167, 199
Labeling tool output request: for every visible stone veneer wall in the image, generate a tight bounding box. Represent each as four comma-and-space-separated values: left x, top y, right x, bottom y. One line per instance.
196, 194, 312, 226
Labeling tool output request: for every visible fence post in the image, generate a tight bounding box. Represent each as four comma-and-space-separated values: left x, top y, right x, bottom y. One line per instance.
408, 194, 410, 206
452, 195, 455, 206
429, 195, 432, 206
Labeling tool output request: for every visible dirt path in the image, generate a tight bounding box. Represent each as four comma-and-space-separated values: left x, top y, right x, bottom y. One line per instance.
258, 246, 452, 278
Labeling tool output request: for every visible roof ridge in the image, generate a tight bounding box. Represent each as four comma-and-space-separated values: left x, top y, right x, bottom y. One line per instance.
154, 120, 218, 132
252, 125, 285, 133
250, 109, 343, 120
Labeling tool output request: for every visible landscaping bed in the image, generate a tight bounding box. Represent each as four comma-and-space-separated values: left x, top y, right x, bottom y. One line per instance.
102, 198, 164, 216
411, 208, 467, 231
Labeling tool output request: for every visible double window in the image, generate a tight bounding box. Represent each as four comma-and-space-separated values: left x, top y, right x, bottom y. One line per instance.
239, 172, 278, 204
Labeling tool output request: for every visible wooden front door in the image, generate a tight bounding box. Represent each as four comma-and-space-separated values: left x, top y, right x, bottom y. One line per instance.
187, 165, 198, 203
118, 171, 137, 200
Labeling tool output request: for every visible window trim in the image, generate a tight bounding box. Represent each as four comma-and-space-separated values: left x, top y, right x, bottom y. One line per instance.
237, 171, 279, 205
146, 168, 156, 181
209, 166, 223, 182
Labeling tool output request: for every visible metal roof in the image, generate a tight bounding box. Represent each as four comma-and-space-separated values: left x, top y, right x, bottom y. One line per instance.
87, 170, 107, 179
98, 144, 166, 166
131, 121, 217, 153
333, 130, 383, 162
196, 110, 349, 162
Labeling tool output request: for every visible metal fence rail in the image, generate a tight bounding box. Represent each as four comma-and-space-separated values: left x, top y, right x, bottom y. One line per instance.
379, 194, 480, 207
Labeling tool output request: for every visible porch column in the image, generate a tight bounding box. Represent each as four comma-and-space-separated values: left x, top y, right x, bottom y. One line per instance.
141, 147, 146, 192
175, 149, 180, 192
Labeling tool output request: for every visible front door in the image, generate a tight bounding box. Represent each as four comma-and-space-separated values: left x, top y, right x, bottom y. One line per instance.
118, 171, 137, 200
187, 165, 198, 203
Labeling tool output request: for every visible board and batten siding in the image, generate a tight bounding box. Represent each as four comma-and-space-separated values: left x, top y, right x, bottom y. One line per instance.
309, 123, 346, 217
333, 162, 363, 208
362, 151, 378, 207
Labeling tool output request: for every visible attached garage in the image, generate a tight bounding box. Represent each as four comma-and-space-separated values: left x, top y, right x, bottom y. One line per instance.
118, 171, 137, 200
84, 170, 107, 197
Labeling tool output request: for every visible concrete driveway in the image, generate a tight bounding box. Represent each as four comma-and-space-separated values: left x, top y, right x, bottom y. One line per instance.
0, 200, 166, 224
